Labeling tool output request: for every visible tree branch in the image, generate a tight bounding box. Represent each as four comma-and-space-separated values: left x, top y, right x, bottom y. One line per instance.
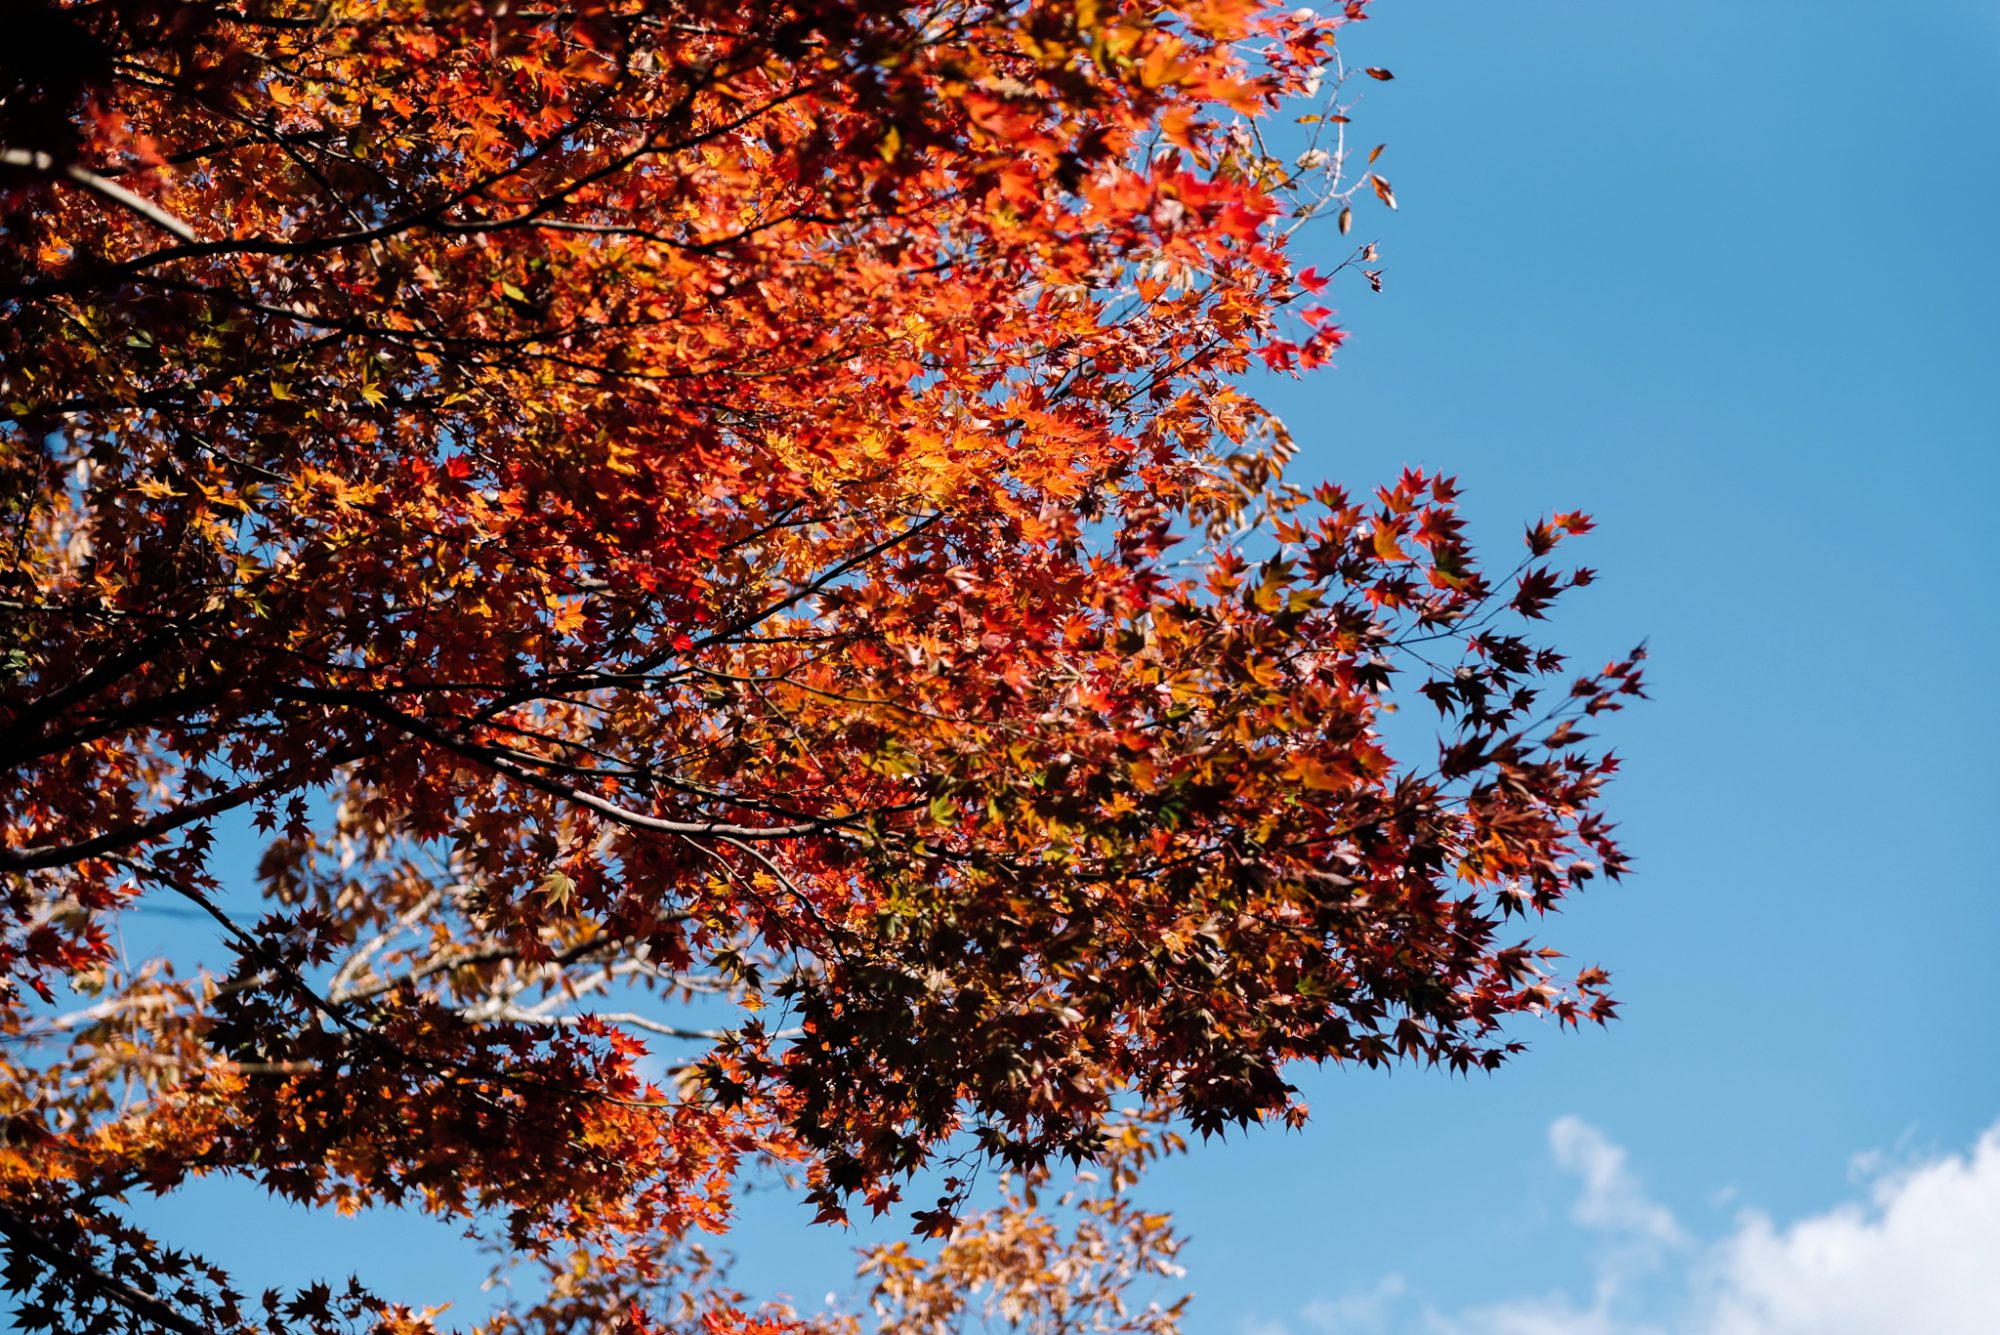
0, 746, 366, 873
0, 1202, 212, 1335
0, 147, 199, 242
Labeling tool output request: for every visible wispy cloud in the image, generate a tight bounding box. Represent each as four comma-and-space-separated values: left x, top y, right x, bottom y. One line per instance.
1240, 1117, 2000, 1335
1296, 1275, 1409, 1335
1550, 1116, 1686, 1250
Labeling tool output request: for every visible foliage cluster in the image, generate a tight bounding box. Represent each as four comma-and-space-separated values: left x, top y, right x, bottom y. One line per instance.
0, 2, 1639, 1331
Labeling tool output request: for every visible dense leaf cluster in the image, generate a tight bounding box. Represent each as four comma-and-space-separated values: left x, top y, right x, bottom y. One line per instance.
0, 1, 1637, 1331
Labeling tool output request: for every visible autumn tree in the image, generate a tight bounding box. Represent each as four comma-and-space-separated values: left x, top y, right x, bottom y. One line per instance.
0, 1, 1642, 1331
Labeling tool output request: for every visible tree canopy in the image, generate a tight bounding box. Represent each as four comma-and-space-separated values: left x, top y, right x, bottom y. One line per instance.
0, 1, 1642, 1331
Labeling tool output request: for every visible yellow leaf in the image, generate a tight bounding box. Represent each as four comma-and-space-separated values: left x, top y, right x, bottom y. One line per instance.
538, 872, 576, 910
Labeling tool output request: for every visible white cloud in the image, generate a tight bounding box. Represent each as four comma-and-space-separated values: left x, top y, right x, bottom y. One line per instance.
1296, 1274, 1408, 1334
1549, 1116, 1687, 1250
1251, 1117, 2000, 1335
1699, 1125, 2000, 1334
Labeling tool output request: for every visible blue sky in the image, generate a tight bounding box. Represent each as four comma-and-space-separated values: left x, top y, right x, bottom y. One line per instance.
68, 2, 2000, 1332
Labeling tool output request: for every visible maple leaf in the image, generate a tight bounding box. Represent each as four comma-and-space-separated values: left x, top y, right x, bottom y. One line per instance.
0, 2, 1637, 1331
